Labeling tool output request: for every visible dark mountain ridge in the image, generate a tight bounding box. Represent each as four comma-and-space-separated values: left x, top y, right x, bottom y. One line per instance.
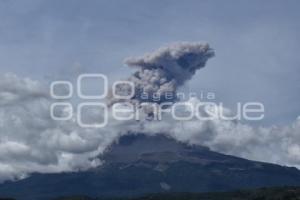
1, 134, 300, 200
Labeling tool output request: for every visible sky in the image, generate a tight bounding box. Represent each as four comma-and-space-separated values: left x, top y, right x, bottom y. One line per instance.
0, 0, 300, 181
0, 0, 299, 125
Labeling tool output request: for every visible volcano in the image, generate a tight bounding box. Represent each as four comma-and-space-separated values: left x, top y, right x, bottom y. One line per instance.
1, 134, 300, 200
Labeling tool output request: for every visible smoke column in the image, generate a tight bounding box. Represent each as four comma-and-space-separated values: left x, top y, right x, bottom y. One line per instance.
108, 42, 215, 107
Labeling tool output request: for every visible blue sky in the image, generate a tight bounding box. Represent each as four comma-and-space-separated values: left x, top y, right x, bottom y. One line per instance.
0, 0, 299, 125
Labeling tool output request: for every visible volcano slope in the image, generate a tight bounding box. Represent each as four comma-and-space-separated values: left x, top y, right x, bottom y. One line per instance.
1, 134, 300, 200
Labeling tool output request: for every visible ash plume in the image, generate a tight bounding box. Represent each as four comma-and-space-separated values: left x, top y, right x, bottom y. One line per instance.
108, 42, 215, 106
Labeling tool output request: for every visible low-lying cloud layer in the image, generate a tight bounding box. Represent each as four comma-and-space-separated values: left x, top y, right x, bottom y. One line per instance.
0, 43, 300, 182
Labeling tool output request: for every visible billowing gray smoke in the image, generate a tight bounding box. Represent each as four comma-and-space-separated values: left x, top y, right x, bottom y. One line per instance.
108, 42, 214, 106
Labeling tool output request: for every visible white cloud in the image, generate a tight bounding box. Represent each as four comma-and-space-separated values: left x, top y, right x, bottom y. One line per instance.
138, 98, 300, 168
0, 73, 119, 182
0, 73, 300, 183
